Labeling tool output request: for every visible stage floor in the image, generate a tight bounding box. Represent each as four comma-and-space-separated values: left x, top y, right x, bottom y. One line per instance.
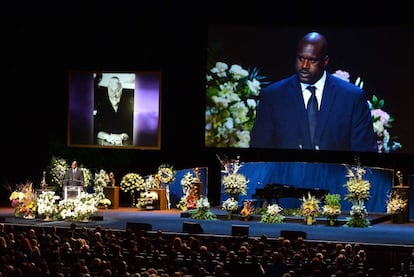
1, 207, 413, 247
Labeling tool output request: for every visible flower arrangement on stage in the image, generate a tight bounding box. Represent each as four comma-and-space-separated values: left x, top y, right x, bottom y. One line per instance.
240, 200, 255, 220
190, 197, 217, 220
322, 193, 341, 225
177, 171, 200, 211
205, 61, 267, 148
386, 192, 407, 215
156, 164, 176, 185
57, 192, 98, 222
222, 197, 239, 219
9, 181, 37, 218
343, 159, 371, 227
120, 172, 145, 207
332, 69, 402, 153
300, 192, 321, 218
120, 173, 146, 192
36, 190, 60, 219
322, 193, 341, 218
260, 203, 285, 224
219, 155, 248, 199
94, 169, 111, 207
49, 156, 68, 188
222, 197, 239, 212
81, 167, 92, 188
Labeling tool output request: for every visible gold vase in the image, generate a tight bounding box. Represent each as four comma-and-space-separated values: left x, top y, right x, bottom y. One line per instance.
306, 216, 313, 225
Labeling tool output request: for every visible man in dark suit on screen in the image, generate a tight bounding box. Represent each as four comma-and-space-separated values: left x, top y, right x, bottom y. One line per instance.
250, 32, 378, 152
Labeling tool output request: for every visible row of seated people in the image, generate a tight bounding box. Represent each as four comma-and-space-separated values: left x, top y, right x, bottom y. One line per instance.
0, 223, 413, 276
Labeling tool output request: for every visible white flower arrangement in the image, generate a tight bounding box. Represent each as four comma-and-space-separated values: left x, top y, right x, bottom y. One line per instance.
220, 156, 249, 197
37, 190, 60, 217
332, 69, 402, 153
222, 197, 239, 211
57, 192, 98, 221
120, 172, 145, 193
141, 190, 159, 201
386, 192, 408, 214
80, 167, 92, 188
98, 198, 112, 208
260, 203, 285, 224
205, 61, 266, 147
94, 169, 110, 201
49, 156, 68, 188
190, 197, 217, 220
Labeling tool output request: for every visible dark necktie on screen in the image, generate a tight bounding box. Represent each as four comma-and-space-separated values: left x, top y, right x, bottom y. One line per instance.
307, 85, 318, 146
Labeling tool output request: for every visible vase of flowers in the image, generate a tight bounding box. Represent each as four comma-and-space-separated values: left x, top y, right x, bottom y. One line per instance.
386, 192, 408, 224
57, 192, 98, 222
219, 156, 248, 201
343, 159, 371, 227
120, 172, 145, 207
9, 182, 37, 218
260, 203, 285, 224
240, 200, 255, 221
300, 192, 321, 225
322, 193, 341, 226
189, 197, 217, 220
222, 197, 239, 220
37, 190, 60, 221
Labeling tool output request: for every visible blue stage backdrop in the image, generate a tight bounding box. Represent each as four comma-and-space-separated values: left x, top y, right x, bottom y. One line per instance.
220, 162, 394, 214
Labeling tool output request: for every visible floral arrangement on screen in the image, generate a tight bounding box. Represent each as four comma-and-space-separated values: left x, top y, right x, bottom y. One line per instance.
386, 192, 408, 214
56, 192, 98, 221
177, 171, 200, 211
219, 155, 249, 198
343, 158, 371, 227
189, 197, 217, 220
48, 156, 68, 188
332, 69, 402, 153
9, 181, 37, 218
300, 192, 321, 218
120, 172, 146, 193
260, 203, 285, 223
240, 200, 255, 218
36, 190, 60, 218
205, 61, 267, 147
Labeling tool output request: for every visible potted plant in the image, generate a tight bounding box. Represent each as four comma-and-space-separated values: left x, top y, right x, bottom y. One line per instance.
300, 192, 321, 225
260, 203, 285, 223
322, 193, 341, 226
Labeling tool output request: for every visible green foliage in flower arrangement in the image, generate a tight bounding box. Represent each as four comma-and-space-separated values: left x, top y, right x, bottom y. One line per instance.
189, 197, 217, 220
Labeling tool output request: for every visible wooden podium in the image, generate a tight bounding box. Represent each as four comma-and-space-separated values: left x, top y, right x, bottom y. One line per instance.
150, 188, 167, 210
104, 186, 119, 209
